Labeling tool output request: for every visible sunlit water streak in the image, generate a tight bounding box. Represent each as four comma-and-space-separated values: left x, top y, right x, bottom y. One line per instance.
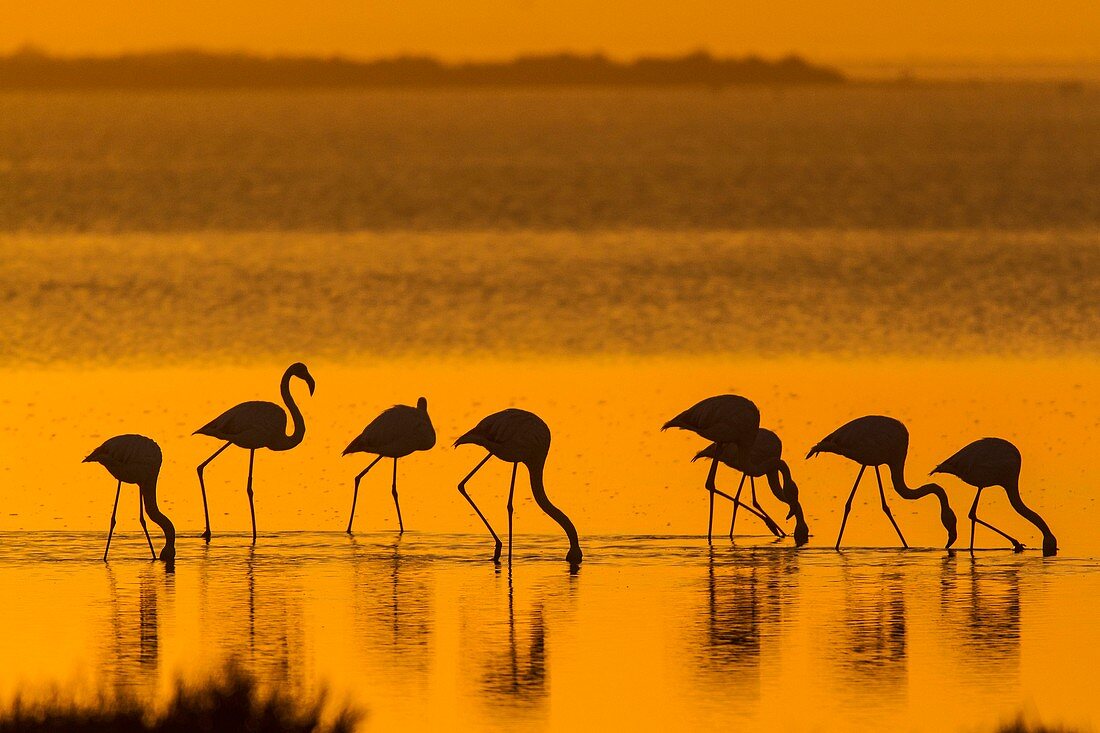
0, 531, 1096, 732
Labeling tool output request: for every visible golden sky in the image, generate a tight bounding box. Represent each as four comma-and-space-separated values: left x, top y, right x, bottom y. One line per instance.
3, 0, 1098, 62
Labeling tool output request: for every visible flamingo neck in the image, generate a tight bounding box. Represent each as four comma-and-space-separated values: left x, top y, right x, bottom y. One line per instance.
274, 370, 306, 451
139, 477, 175, 562
1004, 476, 1058, 555
887, 458, 958, 548
527, 460, 583, 565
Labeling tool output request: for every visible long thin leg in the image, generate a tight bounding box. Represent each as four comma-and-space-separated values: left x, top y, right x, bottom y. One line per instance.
750, 476, 787, 538
104, 481, 121, 562
507, 462, 517, 563
969, 487, 1025, 552
138, 491, 156, 559
246, 448, 257, 543
728, 473, 748, 538
458, 452, 502, 563
346, 455, 383, 534
875, 466, 908, 548
197, 441, 232, 541
703, 449, 722, 544
391, 457, 404, 533
835, 465, 866, 550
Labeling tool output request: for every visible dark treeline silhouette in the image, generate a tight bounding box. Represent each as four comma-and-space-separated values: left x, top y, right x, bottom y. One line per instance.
0, 48, 844, 89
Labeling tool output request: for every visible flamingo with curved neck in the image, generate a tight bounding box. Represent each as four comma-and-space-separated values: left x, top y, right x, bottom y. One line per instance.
193, 362, 316, 542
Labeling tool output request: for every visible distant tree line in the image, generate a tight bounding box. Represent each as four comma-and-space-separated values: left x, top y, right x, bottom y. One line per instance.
0, 48, 845, 89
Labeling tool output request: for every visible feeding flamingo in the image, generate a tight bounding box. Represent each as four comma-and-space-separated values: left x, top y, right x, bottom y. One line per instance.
454, 408, 582, 566
808, 415, 957, 550
343, 396, 437, 533
932, 437, 1057, 556
194, 362, 315, 542
694, 427, 810, 545
83, 434, 176, 562
662, 395, 783, 542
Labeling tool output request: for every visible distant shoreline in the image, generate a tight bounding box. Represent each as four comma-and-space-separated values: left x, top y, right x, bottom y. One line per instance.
0, 49, 845, 89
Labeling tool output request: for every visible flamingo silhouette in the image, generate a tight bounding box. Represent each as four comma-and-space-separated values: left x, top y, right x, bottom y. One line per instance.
694, 427, 810, 545
83, 434, 176, 562
662, 395, 783, 543
343, 396, 437, 533
808, 415, 957, 550
193, 362, 315, 542
454, 408, 582, 566
932, 437, 1058, 556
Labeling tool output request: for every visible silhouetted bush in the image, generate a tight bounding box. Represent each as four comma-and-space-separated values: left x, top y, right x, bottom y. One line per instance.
995, 715, 1082, 733
0, 665, 360, 733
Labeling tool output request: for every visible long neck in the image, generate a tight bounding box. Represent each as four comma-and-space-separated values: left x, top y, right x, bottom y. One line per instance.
528, 460, 582, 565
770, 460, 809, 543
1005, 476, 1058, 555
275, 371, 306, 451
887, 458, 958, 547
139, 476, 175, 563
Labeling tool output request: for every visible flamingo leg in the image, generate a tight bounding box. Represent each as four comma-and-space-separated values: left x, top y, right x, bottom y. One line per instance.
196, 441, 231, 541
875, 466, 909, 548
750, 476, 787, 538
391, 457, 404, 534
507, 462, 517, 563
835, 465, 866, 550
104, 480, 121, 562
458, 452, 503, 563
969, 487, 1025, 553
728, 473, 748, 538
245, 448, 257, 543
703, 448, 723, 544
346, 455, 383, 534
138, 490, 156, 560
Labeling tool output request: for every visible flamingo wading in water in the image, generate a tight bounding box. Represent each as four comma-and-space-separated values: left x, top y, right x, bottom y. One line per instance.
194, 362, 315, 542
932, 437, 1058, 556
84, 434, 176, 562
694, 427, 810, 545
662, 395, 784, 542
343, 397, 436, 533
808, 415, 957, 550
454, 409, 583, 566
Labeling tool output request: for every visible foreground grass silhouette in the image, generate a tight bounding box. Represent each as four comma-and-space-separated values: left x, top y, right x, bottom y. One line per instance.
996, 717, 1081, 733
0, 666, 359, 733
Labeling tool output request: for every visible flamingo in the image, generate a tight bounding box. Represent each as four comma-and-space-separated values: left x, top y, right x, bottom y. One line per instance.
83, 434, 176, 562
453, 408, 582, 566
932, 437, 1057, 556
694, 427, 810, 545
193, 362, 315, 542
662, 395, 783, 542
808, 415, 957, 550
343, 396, 437, 533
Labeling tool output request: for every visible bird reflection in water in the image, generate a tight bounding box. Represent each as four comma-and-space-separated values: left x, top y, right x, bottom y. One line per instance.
102, 565, 171, 699
478, 571, 548, 709
832, 560, 908, 701
350, 535, 433, 680
940, 556, 1022, 688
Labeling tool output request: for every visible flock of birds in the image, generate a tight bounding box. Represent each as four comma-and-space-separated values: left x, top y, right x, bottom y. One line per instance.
84, 362, 1059, 568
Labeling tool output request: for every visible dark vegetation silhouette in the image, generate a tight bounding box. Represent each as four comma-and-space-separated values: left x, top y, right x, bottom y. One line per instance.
194, 363, 316, 543
454, 409, 582, 567
808, 415, 958, 549
0, 48, 844, 90
83, 435, 176, 563
664, 395, 810, 544
932, 438, 1058, 556
0, 664, 359, 733
342, 397, 436, 534
694, 428, 810, 545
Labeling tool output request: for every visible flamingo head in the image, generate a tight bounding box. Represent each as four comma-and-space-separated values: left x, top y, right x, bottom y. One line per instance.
288, 362, 316, 395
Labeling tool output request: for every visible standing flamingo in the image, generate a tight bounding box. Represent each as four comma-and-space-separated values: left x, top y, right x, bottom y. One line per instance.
194, 362, 315, 542
694, 427, 810, 545
932, 437, 1057, 556
83, 434, 176, 562
453, 409, 582, 566
343, 396, 437, 533
808, 415, 957, 550
662, 395, 783, 542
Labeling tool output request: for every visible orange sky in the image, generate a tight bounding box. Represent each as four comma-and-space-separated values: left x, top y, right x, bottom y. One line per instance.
3, 0, 1098, 63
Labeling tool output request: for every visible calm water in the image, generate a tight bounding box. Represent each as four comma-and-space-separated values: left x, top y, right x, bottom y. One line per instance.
1, 87, 1098, 730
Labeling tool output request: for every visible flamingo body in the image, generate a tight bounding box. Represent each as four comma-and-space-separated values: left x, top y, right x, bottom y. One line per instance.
344, 398, 436, 458
196, 401, 294, 451
807, 415, 908, 467
694, 428, 782, 476
662, 394, 760, 449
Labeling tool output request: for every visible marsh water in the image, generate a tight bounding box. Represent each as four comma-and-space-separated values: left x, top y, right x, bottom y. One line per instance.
1, 86, 1099, 731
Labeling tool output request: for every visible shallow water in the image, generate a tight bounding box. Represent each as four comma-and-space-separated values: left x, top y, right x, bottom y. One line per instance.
1, 532, 1096, 733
